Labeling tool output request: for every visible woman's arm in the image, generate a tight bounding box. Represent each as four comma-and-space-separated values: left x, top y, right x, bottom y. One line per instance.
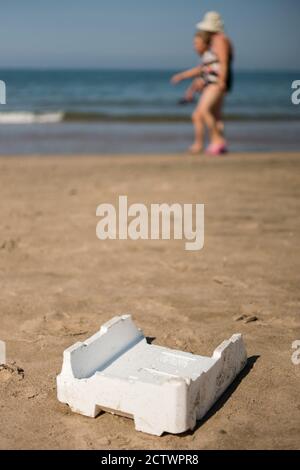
171, 66, 202, 84
213, 35, 231, 91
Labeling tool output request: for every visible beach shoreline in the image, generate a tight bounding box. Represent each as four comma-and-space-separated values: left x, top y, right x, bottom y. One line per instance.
1, 120, 300, 155
0, 151, 299, 450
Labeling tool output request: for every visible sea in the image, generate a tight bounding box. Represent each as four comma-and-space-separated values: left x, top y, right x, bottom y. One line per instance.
0, 69, 299, 154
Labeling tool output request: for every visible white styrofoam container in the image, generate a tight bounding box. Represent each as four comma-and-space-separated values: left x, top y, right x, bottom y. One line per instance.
0, 340, 6, 365
57, 315, 247, 436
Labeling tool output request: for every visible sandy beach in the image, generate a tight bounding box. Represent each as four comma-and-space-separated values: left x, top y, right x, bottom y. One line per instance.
0, 152, 299, 450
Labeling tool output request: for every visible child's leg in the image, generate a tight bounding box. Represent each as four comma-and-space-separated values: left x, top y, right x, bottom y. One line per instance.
195, 84, 225, 146
190, 97, 206, 153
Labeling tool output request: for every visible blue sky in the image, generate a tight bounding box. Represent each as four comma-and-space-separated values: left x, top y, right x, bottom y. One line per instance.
1, 0, 300, 70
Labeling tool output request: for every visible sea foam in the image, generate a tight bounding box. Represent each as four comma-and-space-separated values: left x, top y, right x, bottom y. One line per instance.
0, 111, 64, 124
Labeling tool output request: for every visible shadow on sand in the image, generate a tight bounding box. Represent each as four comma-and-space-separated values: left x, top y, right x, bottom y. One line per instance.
181, 355, 260, 436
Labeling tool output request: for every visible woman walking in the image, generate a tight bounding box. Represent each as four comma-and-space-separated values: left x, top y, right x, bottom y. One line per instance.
172, 12, 233, 155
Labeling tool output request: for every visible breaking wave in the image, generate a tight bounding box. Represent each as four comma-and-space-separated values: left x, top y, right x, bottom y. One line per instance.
0, 111, 299, 124
0, 111, 64, 124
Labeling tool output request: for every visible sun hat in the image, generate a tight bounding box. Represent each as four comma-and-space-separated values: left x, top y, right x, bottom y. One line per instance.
196, 11, 224, 33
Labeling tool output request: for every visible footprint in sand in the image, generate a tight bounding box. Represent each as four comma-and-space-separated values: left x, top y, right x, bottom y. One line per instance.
0, 238, 19, 252
21, 311, 89, 338
213, 276, 248, 289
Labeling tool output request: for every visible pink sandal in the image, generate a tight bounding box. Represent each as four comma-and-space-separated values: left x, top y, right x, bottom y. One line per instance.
206, 142, 228, 156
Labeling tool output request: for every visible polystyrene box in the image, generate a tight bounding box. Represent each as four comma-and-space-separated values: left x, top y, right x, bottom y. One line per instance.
0, 340, 5, 365
57, 315, 247, 436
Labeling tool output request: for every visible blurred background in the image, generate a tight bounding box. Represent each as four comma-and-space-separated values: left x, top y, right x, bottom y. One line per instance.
0, 0, 300, 154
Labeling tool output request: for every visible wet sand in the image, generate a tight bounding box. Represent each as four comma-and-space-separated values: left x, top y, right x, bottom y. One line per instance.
0, 152, 299, 449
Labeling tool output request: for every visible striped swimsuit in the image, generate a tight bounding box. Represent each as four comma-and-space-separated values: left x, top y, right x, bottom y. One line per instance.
200, 49, 220, 86
200, 48, 233, 92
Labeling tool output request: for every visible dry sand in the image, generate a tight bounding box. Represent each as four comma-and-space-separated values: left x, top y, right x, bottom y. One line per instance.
0, 152, 299, 450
